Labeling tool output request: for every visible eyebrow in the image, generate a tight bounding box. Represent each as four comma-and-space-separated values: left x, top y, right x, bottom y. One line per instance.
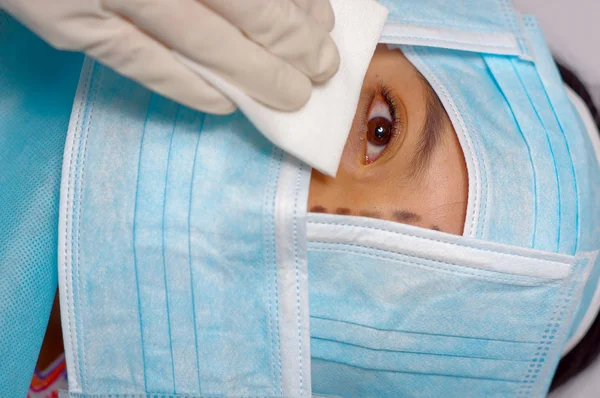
409, 74, 448, 179
393, 211, 421, 223
359, 210, 381, 218
335, 207, 352, 215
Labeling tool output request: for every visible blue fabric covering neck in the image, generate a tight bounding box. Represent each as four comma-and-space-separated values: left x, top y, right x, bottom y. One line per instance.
0, 12, 83, 398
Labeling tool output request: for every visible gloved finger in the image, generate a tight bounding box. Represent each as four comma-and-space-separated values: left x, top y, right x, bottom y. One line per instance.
86, 16, 236, 115
103, 0, 313, 111
291, 0, 335, 32
201, 0, 340, 83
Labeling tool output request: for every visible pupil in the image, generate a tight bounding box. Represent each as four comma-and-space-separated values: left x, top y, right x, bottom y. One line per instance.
375, 126, 386, 138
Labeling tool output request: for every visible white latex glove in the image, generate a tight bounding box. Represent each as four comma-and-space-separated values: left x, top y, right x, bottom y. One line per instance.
1, 0, 340, 115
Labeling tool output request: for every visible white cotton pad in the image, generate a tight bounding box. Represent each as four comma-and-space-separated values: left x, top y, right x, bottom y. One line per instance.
177, 0, 389, 176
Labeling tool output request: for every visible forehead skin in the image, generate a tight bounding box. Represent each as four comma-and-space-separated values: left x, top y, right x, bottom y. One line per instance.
307, 45, 468, 235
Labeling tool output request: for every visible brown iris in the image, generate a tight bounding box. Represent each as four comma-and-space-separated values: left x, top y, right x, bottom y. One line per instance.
367, 117, 393, 146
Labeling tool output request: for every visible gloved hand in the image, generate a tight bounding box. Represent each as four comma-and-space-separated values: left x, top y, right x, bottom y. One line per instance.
1, 0, 340, 114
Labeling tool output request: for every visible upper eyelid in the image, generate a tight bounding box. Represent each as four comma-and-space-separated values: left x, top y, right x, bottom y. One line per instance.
367, 85, 404, 135
366, 82, 397, 120
363, 80, 388, 109
368, 83, 400, 122
369, 98, 393, 120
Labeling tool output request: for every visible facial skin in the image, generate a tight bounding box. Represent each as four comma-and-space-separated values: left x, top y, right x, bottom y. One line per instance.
308, 44, 468, 235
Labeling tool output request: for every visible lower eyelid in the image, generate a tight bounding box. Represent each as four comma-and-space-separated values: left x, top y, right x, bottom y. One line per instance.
366, 141, 387, 164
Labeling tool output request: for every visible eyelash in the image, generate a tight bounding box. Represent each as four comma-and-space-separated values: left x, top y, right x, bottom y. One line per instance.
380, 84, 399, 124
364, 84, 403, 164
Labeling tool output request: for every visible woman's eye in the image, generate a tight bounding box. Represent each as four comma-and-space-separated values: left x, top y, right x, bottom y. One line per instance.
365, 98, 394, 164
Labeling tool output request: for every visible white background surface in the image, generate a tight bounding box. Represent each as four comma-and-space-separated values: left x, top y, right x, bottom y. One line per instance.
549, 357, 600, 398
510, 2, 600, 396
514, 0, 600, 107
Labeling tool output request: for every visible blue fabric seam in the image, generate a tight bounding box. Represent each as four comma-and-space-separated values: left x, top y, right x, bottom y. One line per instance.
310, 315, 540, 345
381, 32, 515, 48
272, 150, 284, 396
306, 219, 573, 265
63, 57, 94, 391
187, 113, 205, 394
384, 17, 505, 31
263, 147, 283, 395
308, 244, 552, 286
451, 64, 490, 240
310, 336, 531, 362
311, 356, 521, 383
161, 105, 180, 393
527, 30, 580, 253
552, 106, 580, 254
132, 93, 155, 392
75, 61, 103, 389
482, 56, 538, 249
262, 146, 277, 394
510, 59, 562, 253
292, 162, 304, 394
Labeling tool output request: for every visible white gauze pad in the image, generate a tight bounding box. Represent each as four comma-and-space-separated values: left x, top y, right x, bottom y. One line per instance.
177, 0, 388, 176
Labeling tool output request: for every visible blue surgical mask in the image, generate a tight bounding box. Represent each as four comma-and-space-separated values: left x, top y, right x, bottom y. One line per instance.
307, 2, 600, 397
58, 58, 313, 397
307, 213, 594, 398
520, 18, 600, 352
49, 2, 600, 398
377, 0, 532, 59
395, 12, 600, 355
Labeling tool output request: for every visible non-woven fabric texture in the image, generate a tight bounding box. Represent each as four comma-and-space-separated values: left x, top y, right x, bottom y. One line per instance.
178, 0, 388, 177
58, 56, 313, 396
306, 213, 592, 398
0, 12, 83, 398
